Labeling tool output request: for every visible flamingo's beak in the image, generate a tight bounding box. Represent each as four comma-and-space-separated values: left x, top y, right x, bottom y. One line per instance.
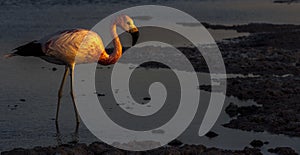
129, 27, 139, 46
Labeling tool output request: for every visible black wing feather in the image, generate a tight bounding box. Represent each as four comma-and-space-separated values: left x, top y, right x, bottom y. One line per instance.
12, 40, 44, 57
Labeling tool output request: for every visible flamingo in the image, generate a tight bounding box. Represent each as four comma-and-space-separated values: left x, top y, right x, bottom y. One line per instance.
4, 15, 139, 125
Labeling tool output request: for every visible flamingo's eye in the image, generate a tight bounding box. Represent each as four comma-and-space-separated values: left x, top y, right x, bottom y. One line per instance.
127, 21, 131, 25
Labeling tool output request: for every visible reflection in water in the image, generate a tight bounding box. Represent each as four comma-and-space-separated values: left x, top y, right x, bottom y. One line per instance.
55, 123, 80, 146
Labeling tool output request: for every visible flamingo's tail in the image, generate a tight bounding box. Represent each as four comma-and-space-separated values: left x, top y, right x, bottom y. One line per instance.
3, 53, 16, 58
4, 40, 43, 59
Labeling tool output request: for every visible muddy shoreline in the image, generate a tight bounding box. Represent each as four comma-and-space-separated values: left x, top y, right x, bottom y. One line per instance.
2, 23, 300, 154
138, 22, 300, 139
2, 141, 295, 155
201, 23, 300, 139
2, 141, 298, 155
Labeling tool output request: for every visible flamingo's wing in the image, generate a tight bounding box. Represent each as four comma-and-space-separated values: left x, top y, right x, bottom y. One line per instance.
42, 29, 105, 64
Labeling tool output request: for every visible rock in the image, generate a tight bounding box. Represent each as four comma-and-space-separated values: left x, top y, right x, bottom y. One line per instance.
19, 99, 26, 102
2, 141, 266, 155
238, 105, 260, 116
89, 142, 112, 154
243, 147, 263, 155
181, 144, 206, 154
225, 102, 239, 117
250, 140, 264, 148
268, 147, 298, 155
167, 139, 183, 147
263, 141, 269, 145
151, 147, 180, 155
204, 148, 222, 155
143, 97, 151, 101
223, 75, 300, 137
205, 131, 219, 138
1, 148, 29, 155
97, 93, 105, 97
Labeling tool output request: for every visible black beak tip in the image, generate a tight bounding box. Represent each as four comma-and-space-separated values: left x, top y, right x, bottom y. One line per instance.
131, 31, 139, 46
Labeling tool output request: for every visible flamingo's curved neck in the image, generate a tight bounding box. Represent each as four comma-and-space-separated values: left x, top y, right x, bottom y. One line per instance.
98, 22, 122, 65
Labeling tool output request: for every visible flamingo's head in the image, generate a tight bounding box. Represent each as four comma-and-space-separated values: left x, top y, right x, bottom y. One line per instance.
116, 15, 139, 46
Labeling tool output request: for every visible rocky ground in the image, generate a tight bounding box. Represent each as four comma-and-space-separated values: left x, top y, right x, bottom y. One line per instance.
0, 141, 270, 155
223, 76, 300, 137
144, 23, 300, 154
202, 23, 300, 138
2, 141, 299, 155
141, 23, 300, 138
202, 23, 300, 76
140, 23, 300, 75
2, 23, 300, 154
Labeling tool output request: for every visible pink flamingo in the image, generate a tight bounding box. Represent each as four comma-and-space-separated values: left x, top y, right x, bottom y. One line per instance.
5, 15, 139, 125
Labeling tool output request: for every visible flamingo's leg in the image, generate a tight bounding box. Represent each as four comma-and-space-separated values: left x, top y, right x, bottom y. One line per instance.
69, 64, 80, 124
56, 66, 69, 124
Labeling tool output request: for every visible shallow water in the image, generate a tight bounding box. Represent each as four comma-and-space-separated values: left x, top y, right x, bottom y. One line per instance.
1, 0, 300, 153
1, 66, 299, 153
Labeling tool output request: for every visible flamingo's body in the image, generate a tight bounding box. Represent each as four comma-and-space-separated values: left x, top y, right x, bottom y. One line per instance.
41, 29, 104, 65
5, 15, 139, 124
